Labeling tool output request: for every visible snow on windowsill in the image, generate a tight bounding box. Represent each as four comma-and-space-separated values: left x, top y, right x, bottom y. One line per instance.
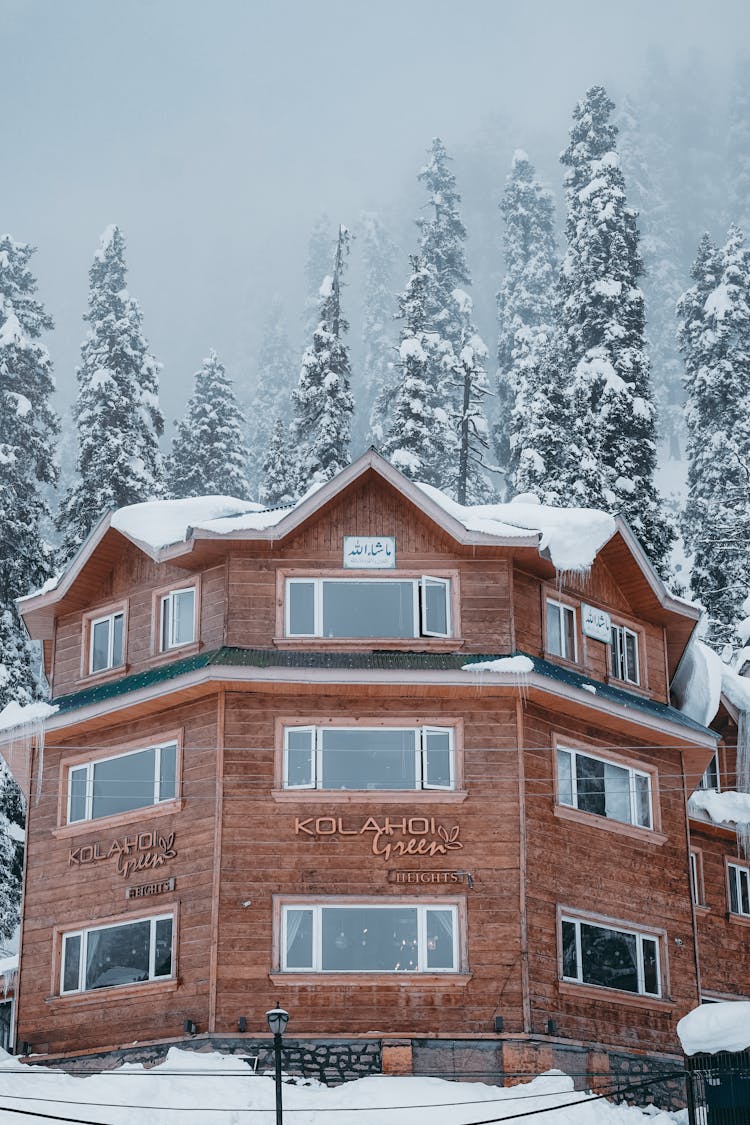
678, 1001, 750, 1055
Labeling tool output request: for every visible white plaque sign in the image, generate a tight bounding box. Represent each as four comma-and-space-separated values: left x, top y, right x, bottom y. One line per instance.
582, 603, 612, 643
343, 536, 396, 569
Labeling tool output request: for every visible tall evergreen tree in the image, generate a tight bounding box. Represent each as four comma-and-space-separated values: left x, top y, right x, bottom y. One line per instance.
260, 418, 297, 506
728, 58, 750, 236
678, 228, 750, 649
495, 150, 559, 495
303, 213, 335, 342
167, 351, 250, 499
359, 212, 397, 448
247, 298, 295, 489
511, 338, 574, 505
292, 225, 354, 488
57, 226, 164, 558
452, 289, 493, 504
0, 233, 58, 941
557, 86, 673, 575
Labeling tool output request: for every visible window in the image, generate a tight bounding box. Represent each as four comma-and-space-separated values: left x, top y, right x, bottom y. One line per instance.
282, 903, 458, 973
283, 726, 454, 791
61, 915, 173, 995
89, 612, 124, 674
610, 624, 639, 685
0, 1000, 12, 1051
285, 577, 451, 639
160, 588, 196, 650
546, 599, 576, 660
690, 849, 704, 906
728, 863, 750, 917
561, 915, 660, 997
699, 752, 720, 792
67, 742, 177, 824
557, 746, 652, 829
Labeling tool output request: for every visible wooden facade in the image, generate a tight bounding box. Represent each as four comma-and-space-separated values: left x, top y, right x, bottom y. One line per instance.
6, 452, 736, 1078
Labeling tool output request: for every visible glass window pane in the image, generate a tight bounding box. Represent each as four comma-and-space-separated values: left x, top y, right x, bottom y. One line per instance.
285, 909, 313, 969
634, 774, 651, 829
322, 907, 418, 971
69, 767, 88, 822
610, 626, 621, 677
425, 910, 455, 969
154, 918, 173, 978
320, 729, 416, 790
288, 582, 315, 635
690, 853, 699, 904
286, 729, 314, 787
91, 619, 110, 672
642, 937, 659, 995
730, 869, 740, 915
563, 607, 575, 659
423, 579, 449, 636
92, 749, 156, 819
173, 590, 195, 646
576, 754, 606, 817
742, 871, 750, 916
625, 632, 638, 683
604, 761, 631, 824
580, 923, 638, 993
562, 920, 578, 979
557, 750, 574, 807
85, 921, 150, 990
547, 602, 562, 656
0, 1001, 12, 1050
424, 729, 452, 788
322, 581, 415, 638
63, 934, 81, 992
161, 597, 170, 650
112, 614, 124, 666
159, 744, 176, 802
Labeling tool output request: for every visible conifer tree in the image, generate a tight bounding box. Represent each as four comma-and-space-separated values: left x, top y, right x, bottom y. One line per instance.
260, 418, 297, 506
511, 338, 574, 505
167, 351, 250, 499
678, 228, 750, 649
359, 212, 397, 447
557, 86, 673, 576
452, 289, 493, 504
728, 58, 750, 235
247, 298, 295, 489
495, 150, 559, 495
303, 214, 335, 341
291, 225, 354, 488
57, 226, 164, 558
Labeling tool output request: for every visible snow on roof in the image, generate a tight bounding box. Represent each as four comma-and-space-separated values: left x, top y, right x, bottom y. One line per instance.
678, 1002, 750, 1055
462, 656, 534, 674
0, 700, 58, 734
111, 496, 272, 551
671, 639, 724, 727
416, 484, 616, 572
721, 662, 750, 714
689, 789, 750, 828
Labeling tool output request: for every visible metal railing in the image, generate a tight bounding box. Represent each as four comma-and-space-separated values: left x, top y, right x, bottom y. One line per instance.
685, 1051, 750, 1123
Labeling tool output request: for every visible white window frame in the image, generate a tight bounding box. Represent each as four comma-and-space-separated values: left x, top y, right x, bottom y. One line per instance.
160, 587, 196, 651
699, 752, 720, 792
89, 611, 125, 674
561, 914, 661, 997
67, 741, 178, 824
60, 913, 174, 995
284, 577, 451, 639
546, 598, 577, 661
282, 725, 455, 791
557, 745, 653, 830
728, 862, 750, 917
690, 850, 700, 906
281, 902, 459, 973
610, 624, 640, 685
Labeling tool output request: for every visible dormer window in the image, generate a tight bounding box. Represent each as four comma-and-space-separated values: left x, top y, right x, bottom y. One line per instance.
285, 577, 451, 639
610, 624, 640, 685
546, 598, 576, 661
160, 588, 196, 651
89, 611, 124, 674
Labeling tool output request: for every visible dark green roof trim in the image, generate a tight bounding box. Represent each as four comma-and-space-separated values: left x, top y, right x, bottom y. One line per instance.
50, 646, 716, 739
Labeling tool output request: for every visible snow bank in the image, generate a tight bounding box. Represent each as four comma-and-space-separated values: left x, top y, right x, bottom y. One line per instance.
111, 496, 268, 551
0, 700, 57, 734
0, 1050, 684, 1124
689, 789, 750, 827
678, 1002, 750, 1055
462, 656, 534, 674
416, 483, 616, 572
671, 640, 723, 727
721, 663, 750, 714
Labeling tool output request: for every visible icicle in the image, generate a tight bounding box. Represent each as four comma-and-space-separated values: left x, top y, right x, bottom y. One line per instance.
0, 965, 17, 997
735, 709, 750, 858
6, 713, 47, 805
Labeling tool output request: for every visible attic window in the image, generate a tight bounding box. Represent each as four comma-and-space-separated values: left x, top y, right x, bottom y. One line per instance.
89, 612, 124, 674
160, 588, 196, 651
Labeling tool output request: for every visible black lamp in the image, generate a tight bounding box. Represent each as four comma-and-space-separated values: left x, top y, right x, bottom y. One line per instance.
266, 1005, 289, 1125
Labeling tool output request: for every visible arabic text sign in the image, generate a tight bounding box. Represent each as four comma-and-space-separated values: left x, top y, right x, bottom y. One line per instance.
343, 536, 396, 569
582, 603, 612, 643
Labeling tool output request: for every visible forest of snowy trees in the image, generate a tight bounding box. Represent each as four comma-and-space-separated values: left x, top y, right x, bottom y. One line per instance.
2, 70, 750, 940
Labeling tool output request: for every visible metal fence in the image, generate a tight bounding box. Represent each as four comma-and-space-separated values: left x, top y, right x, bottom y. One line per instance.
685, 1051, 750, 1124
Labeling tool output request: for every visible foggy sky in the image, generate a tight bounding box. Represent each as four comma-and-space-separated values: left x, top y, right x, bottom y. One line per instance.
3, 0, 749, 430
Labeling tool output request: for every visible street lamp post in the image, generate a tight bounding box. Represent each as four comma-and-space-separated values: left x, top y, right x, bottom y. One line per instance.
266, 1004, 289, 1125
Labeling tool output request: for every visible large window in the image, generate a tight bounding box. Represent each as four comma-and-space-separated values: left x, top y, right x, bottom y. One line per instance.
284, 726, 454, 791
546, 599, 576, 660
557, 746, 652, 830
282, 903, 458, 973
610, 624, 639, 685
285, 577, 451, 639
61, 914, 173, 995
728, 863, 750, 917
67, 742, 177, 824
89, 611, 124, 674
160, 588, 196, 651
562, 915, 661, 997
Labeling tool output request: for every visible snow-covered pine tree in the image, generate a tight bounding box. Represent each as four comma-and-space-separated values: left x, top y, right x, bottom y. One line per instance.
0, 233, 59, 941
303, 214, 335, 342
247, 298, 295, 489
557, 86, 674, 576
678, 228, 750, 649
57, 226, 164, 559
451, 289, 493, 504
511, 336, 575, 505
167, 351, 250, 500
382, 256, 442, 484
358, 212, 397, 448
495, 150, 558, 495
291, 225, 354, 488
260, 418, 297, 506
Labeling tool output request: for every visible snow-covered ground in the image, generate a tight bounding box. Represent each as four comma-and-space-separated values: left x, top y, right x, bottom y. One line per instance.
0, 1049, 686, 1124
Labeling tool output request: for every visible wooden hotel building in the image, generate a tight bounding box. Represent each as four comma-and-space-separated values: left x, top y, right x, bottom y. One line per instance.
3, 450, 746, 1088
